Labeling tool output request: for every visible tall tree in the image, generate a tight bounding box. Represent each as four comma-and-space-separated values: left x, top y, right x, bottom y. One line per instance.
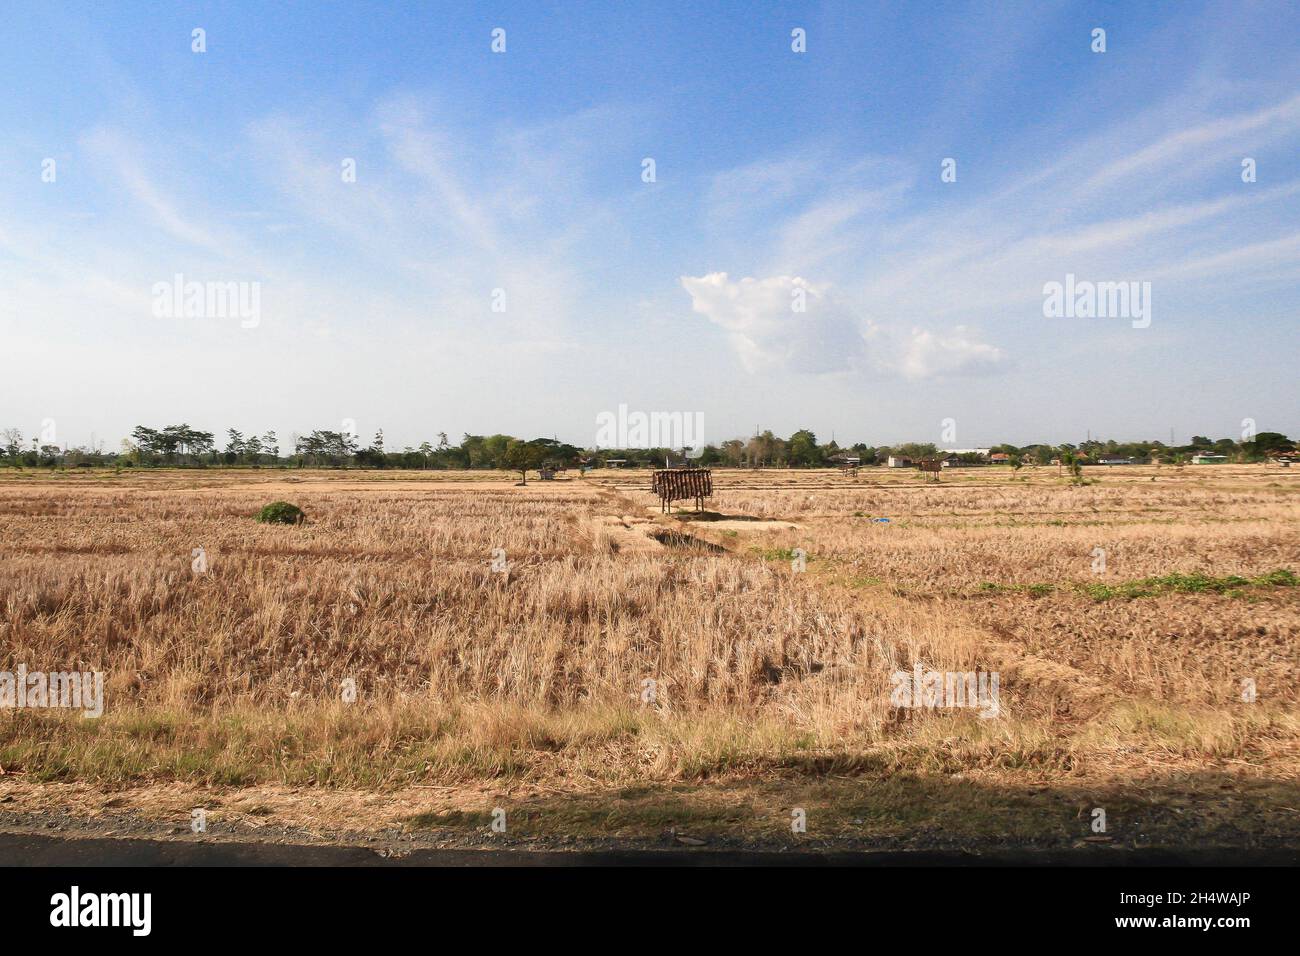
225, 429, 245, 462
788, 429, 822, 467
2, 428, 23, 461
501, 438, 548, 484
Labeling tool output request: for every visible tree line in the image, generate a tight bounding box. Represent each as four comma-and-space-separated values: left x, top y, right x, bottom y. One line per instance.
1, 424, 1293, 471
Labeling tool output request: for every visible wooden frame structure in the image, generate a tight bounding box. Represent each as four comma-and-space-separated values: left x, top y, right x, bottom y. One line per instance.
652, 468, 713, 513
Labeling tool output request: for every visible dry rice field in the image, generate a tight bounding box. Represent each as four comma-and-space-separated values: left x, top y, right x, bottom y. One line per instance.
1, 464, 1298, 851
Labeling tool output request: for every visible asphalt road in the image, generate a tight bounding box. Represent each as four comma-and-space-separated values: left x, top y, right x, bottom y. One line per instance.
4, 832, 1298, 866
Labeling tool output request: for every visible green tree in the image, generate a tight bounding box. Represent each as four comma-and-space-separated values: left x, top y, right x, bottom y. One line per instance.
481, 434, 512, 468
1, 428, 21, 464
696, 444, 722, 465
501, 438, 548, 483
895, 442, 939, 460
788, 429, 822, 467
1251, 432, 1292, 455
225, 429, 245, 464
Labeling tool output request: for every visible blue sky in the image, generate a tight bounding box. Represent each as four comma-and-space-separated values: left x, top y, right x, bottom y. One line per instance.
1, 0, 1297, 452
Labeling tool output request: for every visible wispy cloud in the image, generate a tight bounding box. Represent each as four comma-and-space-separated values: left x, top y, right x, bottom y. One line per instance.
2, 2, 1297, 448
684, 90, 1300, 379
79, 126, 247, 259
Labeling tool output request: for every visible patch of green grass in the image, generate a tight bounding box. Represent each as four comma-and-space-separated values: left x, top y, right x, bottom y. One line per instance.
847, 575, 884, 588
256, 501, 305, 524
1257, 568, 1299, 587
1083, 569, 1295, 600
978, 582, 1056, 596
978, 569, 1295, 601
752, 547, 807, 562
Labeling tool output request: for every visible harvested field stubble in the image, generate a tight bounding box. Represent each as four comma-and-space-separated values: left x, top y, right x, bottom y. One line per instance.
1, 466, 1298, 843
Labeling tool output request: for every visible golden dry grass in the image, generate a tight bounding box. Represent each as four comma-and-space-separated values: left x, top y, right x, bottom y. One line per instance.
1, 464, 1297, 845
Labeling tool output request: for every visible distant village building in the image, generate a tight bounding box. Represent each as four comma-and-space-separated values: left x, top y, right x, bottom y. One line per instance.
989, 452, 1011, 464
1097, 455, 1135, 466
1191, 453, 1229, 464
887, 456, 913, 468
829, 452, 861, 475
940, 449, 992, 468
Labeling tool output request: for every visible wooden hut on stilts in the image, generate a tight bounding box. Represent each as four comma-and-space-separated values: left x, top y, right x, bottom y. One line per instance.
651, 468, 713, 513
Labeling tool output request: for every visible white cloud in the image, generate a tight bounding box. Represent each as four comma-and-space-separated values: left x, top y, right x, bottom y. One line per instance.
679, 272, 861, 374
680, 272, 1005, 380
899, 327, 1006, 380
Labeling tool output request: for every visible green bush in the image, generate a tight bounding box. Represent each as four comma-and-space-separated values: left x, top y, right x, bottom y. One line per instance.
256, 501, 305, 525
